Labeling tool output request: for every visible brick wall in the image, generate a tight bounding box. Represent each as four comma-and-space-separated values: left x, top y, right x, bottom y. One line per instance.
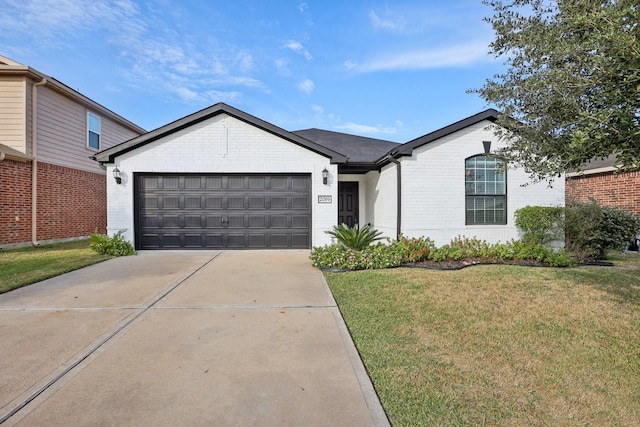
566, 170, 640, 217
0, 160, 32, 245
0, 160, 107, 247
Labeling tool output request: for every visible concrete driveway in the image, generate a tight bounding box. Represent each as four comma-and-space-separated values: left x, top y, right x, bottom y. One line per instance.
0, 251, 389, 426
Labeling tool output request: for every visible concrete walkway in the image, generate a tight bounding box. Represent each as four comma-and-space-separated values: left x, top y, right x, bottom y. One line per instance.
0, 251, 389, 426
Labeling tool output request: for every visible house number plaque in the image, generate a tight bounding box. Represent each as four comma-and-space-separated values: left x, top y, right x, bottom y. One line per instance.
318, 195, 332, 204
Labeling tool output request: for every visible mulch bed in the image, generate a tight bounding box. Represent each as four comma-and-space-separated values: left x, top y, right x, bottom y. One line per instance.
403, 258, 614, 270
322, 258, 614, 273
402, 258, 548, 270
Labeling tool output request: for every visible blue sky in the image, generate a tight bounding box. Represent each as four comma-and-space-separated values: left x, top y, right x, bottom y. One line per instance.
1, 0, 503, 143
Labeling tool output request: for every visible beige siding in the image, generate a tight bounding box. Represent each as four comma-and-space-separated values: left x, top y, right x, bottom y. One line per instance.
0, 76, 27, 153
36, 86, 140, 174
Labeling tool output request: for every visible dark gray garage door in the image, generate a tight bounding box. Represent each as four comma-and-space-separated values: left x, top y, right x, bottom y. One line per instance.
135, 174, 311, 249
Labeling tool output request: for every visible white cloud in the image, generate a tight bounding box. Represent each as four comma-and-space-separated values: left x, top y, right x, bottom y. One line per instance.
298, 3, 308, 13
369, 10, 404, 31
274, 58, 291, 76
236, 51, 254, 72
297, 79, 314, 94
355, 41, 492, 73
336, 122, 397, 135
285, 40, 313, 60
343, 60, 357, 70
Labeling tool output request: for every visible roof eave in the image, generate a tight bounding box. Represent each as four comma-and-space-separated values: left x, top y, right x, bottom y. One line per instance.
0, 65, 145, 135
94, 103, 348, 164
395, 109, 501, 156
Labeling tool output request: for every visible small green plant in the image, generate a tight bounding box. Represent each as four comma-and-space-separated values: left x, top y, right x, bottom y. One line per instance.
89, 230, 136, 256
394, 235, 436, 262
515, 205, 564, 245
325, 223, 384, 250
310, 243, 403, 270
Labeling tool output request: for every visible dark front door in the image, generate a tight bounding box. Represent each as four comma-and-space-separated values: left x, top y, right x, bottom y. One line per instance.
338, 181, 359, 227
135, 174, 311, 249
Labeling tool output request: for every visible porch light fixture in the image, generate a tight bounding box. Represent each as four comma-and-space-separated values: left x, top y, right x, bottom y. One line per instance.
322, 168, 329, 185
113, 166, 122, 184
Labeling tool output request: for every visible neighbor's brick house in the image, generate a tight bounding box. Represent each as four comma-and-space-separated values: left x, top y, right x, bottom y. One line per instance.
0, 55, 144, 248
566, 155, 640, 217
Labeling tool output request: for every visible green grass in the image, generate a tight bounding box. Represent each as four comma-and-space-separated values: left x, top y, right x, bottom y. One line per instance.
325, 253, 640, 426
0, 240, 113, 294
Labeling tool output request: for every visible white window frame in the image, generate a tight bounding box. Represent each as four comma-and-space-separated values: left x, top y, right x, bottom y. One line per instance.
87, 112, 101, 150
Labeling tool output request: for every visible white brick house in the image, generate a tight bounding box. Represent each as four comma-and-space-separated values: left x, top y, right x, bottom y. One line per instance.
94, 104, 564, 249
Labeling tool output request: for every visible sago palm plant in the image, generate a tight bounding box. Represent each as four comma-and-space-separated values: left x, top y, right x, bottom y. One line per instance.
326, 223, 384, 250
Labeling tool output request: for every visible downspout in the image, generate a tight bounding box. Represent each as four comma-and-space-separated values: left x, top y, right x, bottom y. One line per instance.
387, 155, 402, 239
31, 77, 47, 246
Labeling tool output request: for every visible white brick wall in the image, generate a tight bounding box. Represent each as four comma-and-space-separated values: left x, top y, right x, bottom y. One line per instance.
364, 165, 398, 240
106, 114, 337, 247
400, 120, 565, 246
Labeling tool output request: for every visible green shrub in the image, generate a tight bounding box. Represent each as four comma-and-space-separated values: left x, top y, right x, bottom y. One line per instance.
89, 231, 136, 256
310, 243, 403, 270
325, 223, 384, 250
565, 199, 604, 259
311, 235, 575, 271
565, 199, 640, 259
394, 235, 436, 262
515, 205, 564, 245
600, 206, 640, 252
430, 236, 493, 261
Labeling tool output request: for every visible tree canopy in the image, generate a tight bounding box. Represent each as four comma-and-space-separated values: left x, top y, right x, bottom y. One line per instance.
475, 0, 640, 181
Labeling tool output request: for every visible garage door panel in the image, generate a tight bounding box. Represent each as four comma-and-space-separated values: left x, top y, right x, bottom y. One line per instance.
292, 234, 310, 247
185, 215, 201, 228
184, 234, 203, 248
271, 197, 288, 209
162, 177, 180, 189
161, 196, 180, 209
270, 215, 288, 228
292, 215, 309, 228
136, 174, 310, 249
205, 234, 223, 247
292, 196, 309, 209
205, 215, 223, 228
162, 215, 180, 228
249, 234, 266, 248
185, 196, 202, 209
228, 196, 244, 209
162, 234, 182, 248
205, 196, 222, 209
185, 176, 201, 189
249, 196, 266, 209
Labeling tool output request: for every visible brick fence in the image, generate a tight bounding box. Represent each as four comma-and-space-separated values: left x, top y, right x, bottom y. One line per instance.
0, 160, 106, 247
566, 169, 640, 217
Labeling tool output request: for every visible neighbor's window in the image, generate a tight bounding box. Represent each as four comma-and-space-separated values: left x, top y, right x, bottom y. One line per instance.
87, 112, 101, 149
465, 155, 506, 225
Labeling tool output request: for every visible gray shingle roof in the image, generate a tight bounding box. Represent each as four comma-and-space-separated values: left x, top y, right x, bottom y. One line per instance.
293, 128, 399, 163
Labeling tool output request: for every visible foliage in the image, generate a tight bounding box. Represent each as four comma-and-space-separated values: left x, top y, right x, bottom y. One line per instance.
89, 231, 136, 256
394, 235, 436, 262
600, 206, 640, 252
325, 223, 384, 250
474, 0, 640, 181
515, 205, 564, 245
565, 199, 640, 259
564, 199, 604, 259
311, 235, 574, 270
310, 243, 403, 270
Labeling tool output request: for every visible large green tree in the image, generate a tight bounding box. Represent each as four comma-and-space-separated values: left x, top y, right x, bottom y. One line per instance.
475, 0, 640, 181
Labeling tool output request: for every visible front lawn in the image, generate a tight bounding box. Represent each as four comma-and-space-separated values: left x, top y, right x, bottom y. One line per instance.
0, 240, 113, 294
326, 253, 640, 426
